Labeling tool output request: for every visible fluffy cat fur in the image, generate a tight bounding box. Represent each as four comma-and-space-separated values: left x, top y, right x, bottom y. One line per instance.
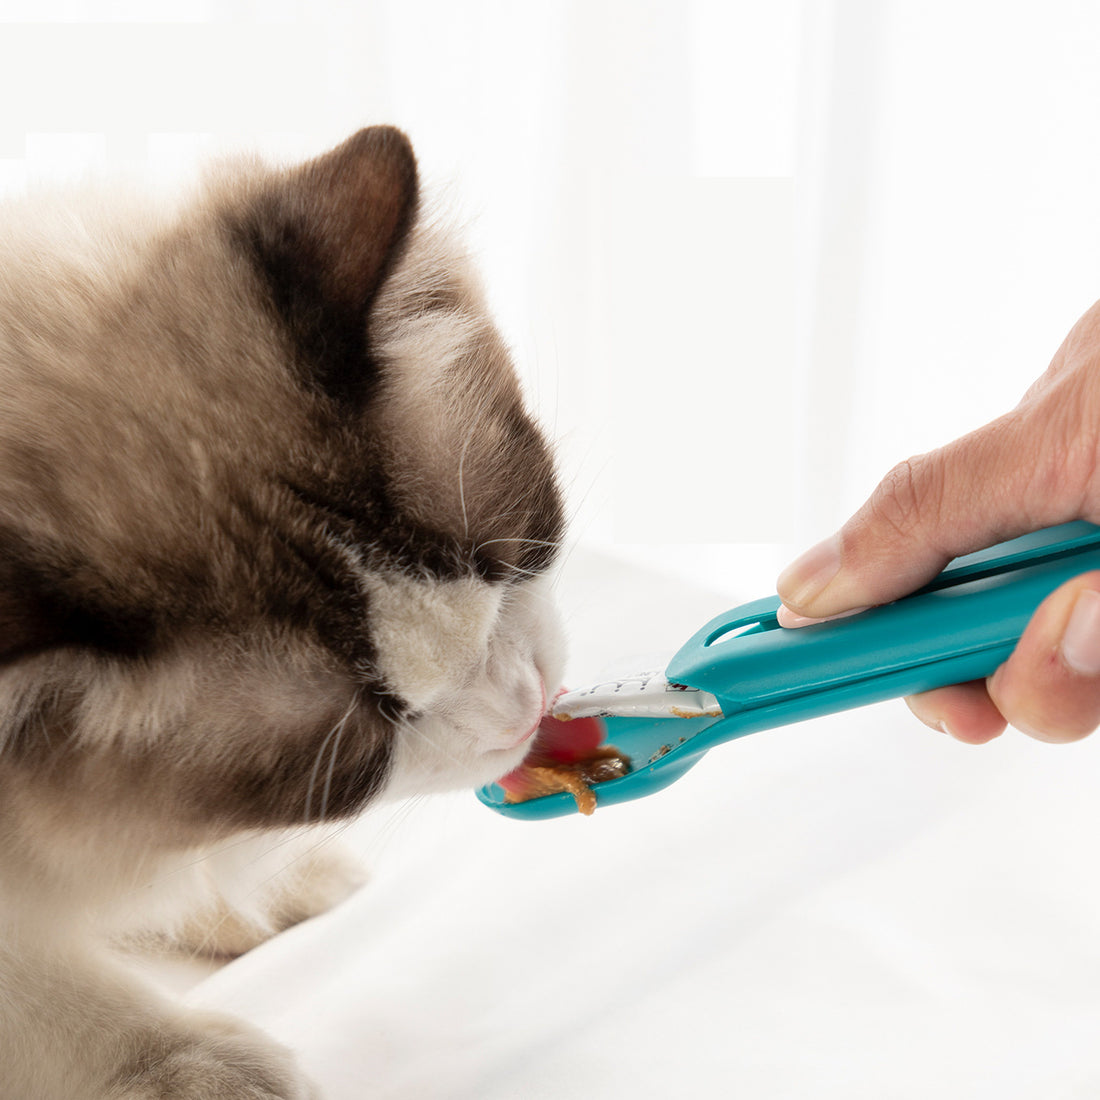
0, 127, 565, 1099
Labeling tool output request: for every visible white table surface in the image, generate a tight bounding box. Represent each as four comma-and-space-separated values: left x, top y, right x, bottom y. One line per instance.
136, 545, 1100, 1098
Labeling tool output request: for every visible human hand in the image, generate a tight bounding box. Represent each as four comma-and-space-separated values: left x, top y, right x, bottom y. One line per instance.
776, 299, 1100, 744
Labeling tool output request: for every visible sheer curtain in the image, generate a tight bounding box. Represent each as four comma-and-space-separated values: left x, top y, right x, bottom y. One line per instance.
799, 0, 1100, 532
1, 1, 1097, 591
6, 6, 1100, 1098
0, 0, 801, 594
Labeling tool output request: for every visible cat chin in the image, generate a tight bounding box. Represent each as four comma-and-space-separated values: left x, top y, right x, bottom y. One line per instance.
382, 704, 550, 800
381, 726, 536, 801
366, 568, 566, 803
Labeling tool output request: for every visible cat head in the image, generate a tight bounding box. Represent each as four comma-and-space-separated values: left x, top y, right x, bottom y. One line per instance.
0, 128, 565, 837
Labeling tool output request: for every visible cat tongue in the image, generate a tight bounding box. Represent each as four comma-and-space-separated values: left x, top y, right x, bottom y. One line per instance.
522, 712, 606, 766
496, 710, 606, 800
496, 708, 632, 814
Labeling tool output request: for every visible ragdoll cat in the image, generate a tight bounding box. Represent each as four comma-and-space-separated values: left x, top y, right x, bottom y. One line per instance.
0, 127, 565, 1099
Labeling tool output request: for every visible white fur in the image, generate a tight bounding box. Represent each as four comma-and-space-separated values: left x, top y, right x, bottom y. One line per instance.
383, 573, 565, 797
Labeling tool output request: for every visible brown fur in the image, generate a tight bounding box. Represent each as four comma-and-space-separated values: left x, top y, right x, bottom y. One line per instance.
0, 127, 565, 1098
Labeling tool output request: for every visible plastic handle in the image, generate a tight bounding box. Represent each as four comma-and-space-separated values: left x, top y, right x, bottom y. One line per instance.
666, 522, 1100, 740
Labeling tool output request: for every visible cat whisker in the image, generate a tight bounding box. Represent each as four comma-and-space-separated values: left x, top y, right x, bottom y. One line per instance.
473, 536, 564, 553
471, 499, 555, 534
142, 824, 325, 961
493, 561, 545, 583
456, 425, 475, 542
235, 817, 358, 906
392, 714, 456, 766
357, 793, 430, 862
177, 817, 361, 963
304, 695, 358, 825
143, 824, 311, 894
318, 693, 356, 822
390, 710, 470, 774
540, 464, 604, 581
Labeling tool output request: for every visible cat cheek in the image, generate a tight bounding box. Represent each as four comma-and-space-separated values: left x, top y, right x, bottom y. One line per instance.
380, 674, 549, 797
494, 677, 546, 752
510, 709, 544, 750
458, 655, 547, 755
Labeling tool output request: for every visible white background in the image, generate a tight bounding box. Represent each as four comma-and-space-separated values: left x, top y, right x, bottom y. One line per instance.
2, 2, 1096, 591
6, 3, 1100, 1098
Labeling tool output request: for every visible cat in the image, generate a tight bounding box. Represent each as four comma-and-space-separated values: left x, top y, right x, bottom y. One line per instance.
0, 126, 566, 1099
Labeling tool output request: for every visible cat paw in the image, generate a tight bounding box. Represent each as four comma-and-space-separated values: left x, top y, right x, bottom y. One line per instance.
271, 837, 369, 930
174, 836, 367, 959
110, 1011, 319, 1100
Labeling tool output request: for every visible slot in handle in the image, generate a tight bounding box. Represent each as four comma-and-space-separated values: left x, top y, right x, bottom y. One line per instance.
669, 522, 1100, 718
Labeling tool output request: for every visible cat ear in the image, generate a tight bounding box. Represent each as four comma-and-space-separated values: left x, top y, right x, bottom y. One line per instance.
232, 126, 420, 406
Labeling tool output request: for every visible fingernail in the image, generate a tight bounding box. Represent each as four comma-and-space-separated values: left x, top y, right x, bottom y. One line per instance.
777, 604, 871, 628
1061, 589, 1100, 676
777, 535, 842, 611
776, 605, 824, 628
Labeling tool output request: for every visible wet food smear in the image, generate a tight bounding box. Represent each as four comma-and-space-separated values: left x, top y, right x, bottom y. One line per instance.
498, 712, 631, 815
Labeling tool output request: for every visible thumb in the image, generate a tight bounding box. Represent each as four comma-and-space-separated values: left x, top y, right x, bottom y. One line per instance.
989, 571, 1100, 742
777, 407, 1089, 621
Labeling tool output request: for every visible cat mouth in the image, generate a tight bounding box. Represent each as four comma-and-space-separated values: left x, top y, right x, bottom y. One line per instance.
501, 678, 547, 750
495, 705, 632, 815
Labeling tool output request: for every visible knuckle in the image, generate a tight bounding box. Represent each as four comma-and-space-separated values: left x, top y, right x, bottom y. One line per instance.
1023, 418, 1098, 521
866, 455, 939, 541
1017, 369, 1100, 521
